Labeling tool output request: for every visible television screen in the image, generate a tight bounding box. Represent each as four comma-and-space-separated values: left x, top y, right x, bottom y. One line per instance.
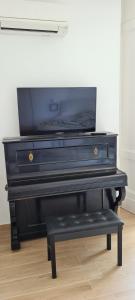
17, 87, 96, 136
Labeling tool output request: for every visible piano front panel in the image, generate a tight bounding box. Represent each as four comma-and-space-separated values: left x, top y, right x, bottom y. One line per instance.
4, 134, 117, 180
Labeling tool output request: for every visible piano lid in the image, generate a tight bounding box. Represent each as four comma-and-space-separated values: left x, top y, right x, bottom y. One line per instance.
3, 132, 117, 144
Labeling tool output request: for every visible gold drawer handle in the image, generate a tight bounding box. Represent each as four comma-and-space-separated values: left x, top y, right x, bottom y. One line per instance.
28, 152, 34, 162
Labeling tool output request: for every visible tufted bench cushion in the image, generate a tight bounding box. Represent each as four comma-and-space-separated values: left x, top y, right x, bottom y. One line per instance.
46, 209, 122, 235
46, 209, 124, 279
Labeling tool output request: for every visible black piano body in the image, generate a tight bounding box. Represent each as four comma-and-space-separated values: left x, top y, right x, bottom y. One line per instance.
3, 132, 127, 250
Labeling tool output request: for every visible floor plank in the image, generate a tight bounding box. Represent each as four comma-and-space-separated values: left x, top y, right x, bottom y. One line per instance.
0, 208, 135, 300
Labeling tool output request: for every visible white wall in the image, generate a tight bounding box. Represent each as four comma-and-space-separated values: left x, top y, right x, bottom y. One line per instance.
120, 0, 135, 213
0, 0, 121, 224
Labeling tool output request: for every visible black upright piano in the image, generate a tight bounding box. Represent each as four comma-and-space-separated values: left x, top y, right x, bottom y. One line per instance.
3, 131, 127, 250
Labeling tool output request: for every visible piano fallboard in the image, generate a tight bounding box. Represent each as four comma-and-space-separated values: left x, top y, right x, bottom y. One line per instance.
7, 169, 127, 201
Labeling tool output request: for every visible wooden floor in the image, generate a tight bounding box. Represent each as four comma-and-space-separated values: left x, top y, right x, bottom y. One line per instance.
0, 208, 135, 300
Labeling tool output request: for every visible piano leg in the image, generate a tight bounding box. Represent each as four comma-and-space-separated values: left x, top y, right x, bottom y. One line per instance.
105, 187, 126, 212
9, 200, 20, 250
115, 187, 126, 212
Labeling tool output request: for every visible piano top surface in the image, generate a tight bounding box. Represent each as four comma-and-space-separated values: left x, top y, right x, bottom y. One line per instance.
3, 131, 117, 143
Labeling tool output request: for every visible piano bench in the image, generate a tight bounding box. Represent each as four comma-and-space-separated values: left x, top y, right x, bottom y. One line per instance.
46, 209, 124, 279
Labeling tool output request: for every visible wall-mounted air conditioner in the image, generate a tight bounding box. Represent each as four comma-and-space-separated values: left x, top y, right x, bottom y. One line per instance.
0, 17, 68, 36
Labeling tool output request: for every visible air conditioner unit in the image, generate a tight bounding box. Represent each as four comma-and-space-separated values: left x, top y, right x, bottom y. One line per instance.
0, 17, 68, 36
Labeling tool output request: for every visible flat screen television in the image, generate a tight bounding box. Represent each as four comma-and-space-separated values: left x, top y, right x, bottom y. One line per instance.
17, 87, 96, 136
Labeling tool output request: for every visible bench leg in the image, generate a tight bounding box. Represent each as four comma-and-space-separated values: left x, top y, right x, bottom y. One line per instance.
47, 235, 51, 261
107, 234, 111, 250
50, 237, 57, 279
117, 225, 122, 266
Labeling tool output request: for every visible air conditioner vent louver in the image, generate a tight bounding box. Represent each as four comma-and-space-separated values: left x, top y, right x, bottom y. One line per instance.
1, 27, 58, 33
0, 17, 68, 36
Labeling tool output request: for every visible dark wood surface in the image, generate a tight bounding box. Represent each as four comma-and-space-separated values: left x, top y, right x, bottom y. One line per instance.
3, 132, 117, 182
3, 132, 127, 250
